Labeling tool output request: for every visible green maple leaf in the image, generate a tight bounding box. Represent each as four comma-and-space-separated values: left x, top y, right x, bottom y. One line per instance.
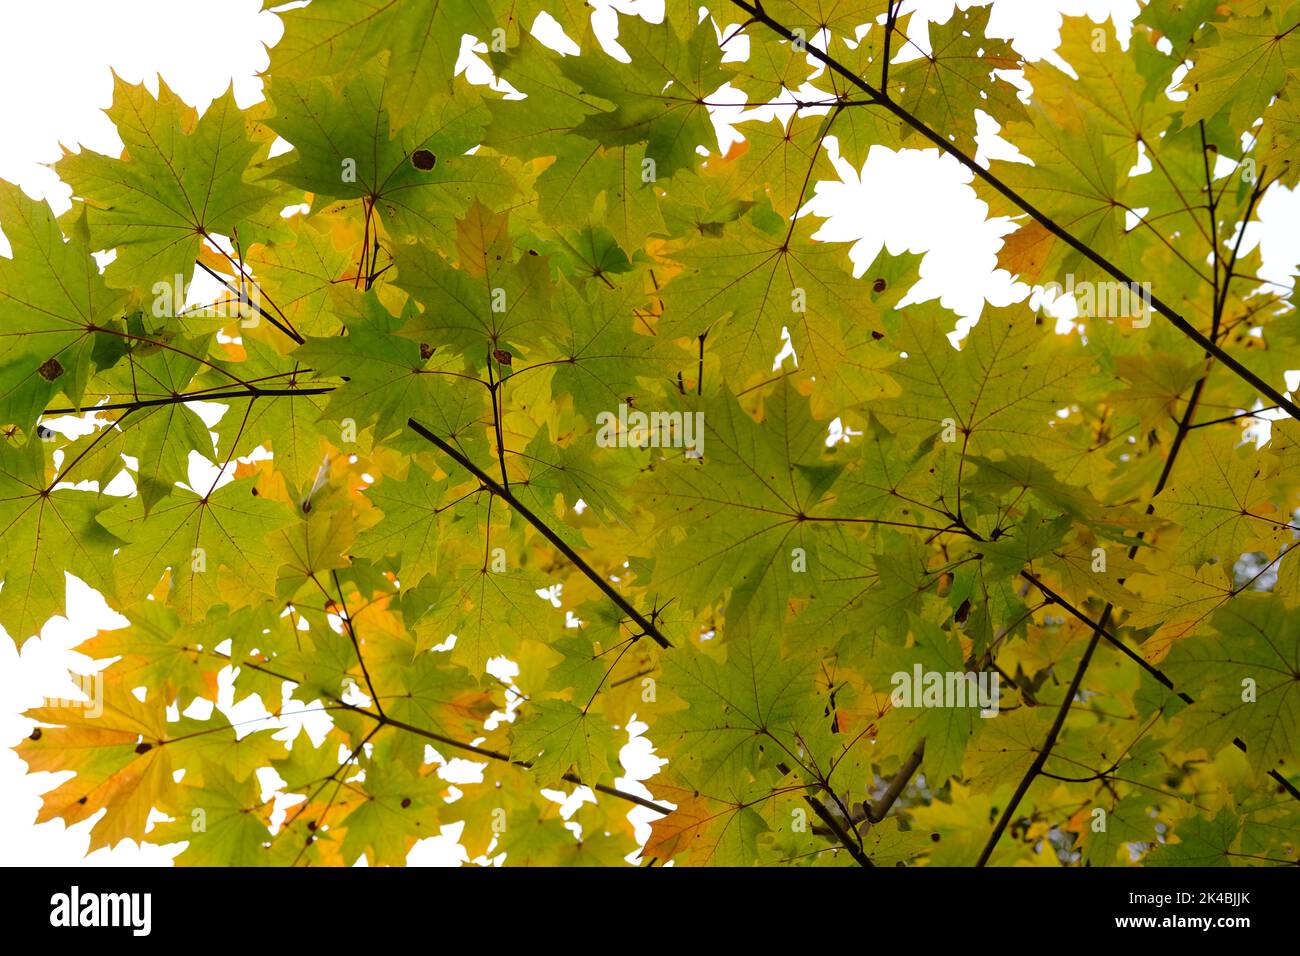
1164, 595, 1300, 775
111, 336, 215, 514
266, 63, 512, 250
271, 0, 498, 134
0, 184, 127, 425
240, 218, 354, 339
295, 293, 489, 451
891, 6, 1025, 153
98, 475, 296, 619
404, 561, 551, 669
533, 279, 681, 422
0, 438, 122, 645
872, 307, 1098, 499
634, 381, 842, 636
165, 760, 272, 866
355, 460, 480, 581
659, 204, 897, 407
1179, 3, 1300, 131
1153, 429, 1292, 568
1147, 808, 1240, 867
557, 15, 732, 180
79, 600, 211, 705
393, 201, 555, 360
1080, 795, 1158, 866
498, 802, 639, 866
860, 613, 978, 786
728, 112, 838, 220
59, 77, 275, 289
657, 629, 826, 790
509, 699, 621, 787
338, 739, 444, 866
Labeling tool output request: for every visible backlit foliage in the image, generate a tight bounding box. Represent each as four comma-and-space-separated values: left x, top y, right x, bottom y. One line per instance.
3, 0, 1299, 866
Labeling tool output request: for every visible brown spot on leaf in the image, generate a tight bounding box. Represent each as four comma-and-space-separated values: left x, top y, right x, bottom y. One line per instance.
493, 348, 513, 366
872, 278, 887, 293
411, 149, 437, 171
134, 742, 153, 755
38, 357, 64, 381
420, 343, 435, 360
954, 598, 971, 624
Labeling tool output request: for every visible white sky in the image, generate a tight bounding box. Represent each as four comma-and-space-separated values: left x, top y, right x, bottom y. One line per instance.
1, 0, 1296, 866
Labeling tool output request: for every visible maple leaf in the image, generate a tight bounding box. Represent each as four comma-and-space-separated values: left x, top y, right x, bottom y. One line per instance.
1178, 4, 1300, 130
509, 699, 621, 787
0, 184, 127, 425
267, 62, 513, 251
19, 672, 174, 851
0, 438, 122, 644
59, 77, 275, 290
1163, 595, 1300, 774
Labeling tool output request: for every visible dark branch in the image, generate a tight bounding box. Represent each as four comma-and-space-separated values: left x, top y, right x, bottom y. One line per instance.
195, 260, 305, 345
42, 385, 335, 416
1019, 569, 1300, 804
408, 417, 672, 649
330, 570, 386, 721
728, 0, 1300, 421
866, 740, 925, 823
334, 699, 674, 815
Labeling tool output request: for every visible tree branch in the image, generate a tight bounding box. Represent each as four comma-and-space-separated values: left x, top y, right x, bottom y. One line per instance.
335, 699, 674, 816
42, 385, 335, 417
977, 371, 1209, 866
1018, 569, 1300, 804
186, 644, 676, 817
330, 570, 386, 721
776, 760, 875, 866
408, 417, 672, 649
866, 740, 925, 823
729, 0, 1300, 421
881, 0, 901, 93
195, 259, 305, 345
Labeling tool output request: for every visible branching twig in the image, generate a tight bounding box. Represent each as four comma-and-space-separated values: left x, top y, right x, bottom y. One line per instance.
1018, 570, 1300, 803
776, 760, 875, 866
42, 384, 334, 416
335, 699, 673, 816
728, 0, 1300, 421
330, 570, 385, 721
195, 260, 304, 345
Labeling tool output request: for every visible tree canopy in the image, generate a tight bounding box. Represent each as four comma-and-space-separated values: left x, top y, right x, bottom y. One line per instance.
4, 0, 1299, 867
